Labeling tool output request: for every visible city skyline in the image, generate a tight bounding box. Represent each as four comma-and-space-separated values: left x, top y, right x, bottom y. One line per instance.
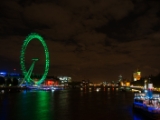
0, 0, 160, 83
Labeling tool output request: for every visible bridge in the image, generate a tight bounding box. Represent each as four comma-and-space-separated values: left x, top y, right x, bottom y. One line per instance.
119, 85, 160, 92
119, 86, 144, 92
79, 85, 120, 92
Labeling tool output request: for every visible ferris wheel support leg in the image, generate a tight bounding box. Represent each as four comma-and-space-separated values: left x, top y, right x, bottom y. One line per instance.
19, 61, 37, 86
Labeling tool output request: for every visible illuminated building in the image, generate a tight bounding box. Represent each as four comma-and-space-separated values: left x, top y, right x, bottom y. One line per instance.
120, 80, 130, 86
133, 69, 141, 81
0, 72, 6, 77
81, 80, 90, 87
57, 76, 72, 85
119, 75, 122, 82
126, 82, 130, 86
44, 79, 59, 86
0, 71, 20, 78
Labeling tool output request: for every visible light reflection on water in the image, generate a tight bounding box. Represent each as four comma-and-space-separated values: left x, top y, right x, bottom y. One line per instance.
0, 89, 147, 120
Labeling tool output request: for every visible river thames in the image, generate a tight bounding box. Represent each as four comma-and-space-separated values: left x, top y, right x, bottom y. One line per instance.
0, 88, 148, 120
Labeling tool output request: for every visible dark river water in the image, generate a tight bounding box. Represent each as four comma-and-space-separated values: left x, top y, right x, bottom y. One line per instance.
0, 88, 147, 120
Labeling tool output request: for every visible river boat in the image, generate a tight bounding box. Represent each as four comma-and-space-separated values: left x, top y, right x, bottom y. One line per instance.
132, 91, 160, 119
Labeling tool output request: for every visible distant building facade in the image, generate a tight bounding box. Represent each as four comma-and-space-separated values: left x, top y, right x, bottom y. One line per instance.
0, 71, 20, 78
57, 76, 72, 85
133, 69, 141, 81
44, 78, 59, 86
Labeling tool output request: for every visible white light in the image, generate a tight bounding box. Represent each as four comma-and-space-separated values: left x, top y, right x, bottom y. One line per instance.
51, 89, 55, 92
1, 90, 4, 93
96, 88, 100, 92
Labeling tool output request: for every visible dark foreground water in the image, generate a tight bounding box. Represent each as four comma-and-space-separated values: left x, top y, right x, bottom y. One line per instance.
0, 89, 147, 120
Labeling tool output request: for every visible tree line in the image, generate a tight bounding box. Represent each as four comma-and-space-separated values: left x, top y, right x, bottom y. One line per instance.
0, 77, 19, 86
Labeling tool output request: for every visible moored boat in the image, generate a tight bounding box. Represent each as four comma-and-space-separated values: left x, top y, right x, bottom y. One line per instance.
132, 91, 160, 119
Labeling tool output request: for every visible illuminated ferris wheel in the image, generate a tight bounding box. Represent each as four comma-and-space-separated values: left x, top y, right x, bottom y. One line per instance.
20, 33, 49, 85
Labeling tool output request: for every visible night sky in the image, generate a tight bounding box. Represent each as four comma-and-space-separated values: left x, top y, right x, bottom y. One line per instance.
0, 0, 160, 83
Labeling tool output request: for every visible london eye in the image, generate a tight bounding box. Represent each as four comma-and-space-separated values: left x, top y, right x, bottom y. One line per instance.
20, 33, 49, 85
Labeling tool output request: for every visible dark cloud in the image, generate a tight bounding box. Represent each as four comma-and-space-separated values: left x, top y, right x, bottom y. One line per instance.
0, 0, 160, 83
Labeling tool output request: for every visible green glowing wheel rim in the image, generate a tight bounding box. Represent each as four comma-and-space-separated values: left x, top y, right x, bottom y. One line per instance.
20, 33, 49, 85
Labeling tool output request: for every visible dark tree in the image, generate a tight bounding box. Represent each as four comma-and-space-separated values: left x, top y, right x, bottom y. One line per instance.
6, 78, 12, 86
0, 76, 5, 85
12, 78, 19, 86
